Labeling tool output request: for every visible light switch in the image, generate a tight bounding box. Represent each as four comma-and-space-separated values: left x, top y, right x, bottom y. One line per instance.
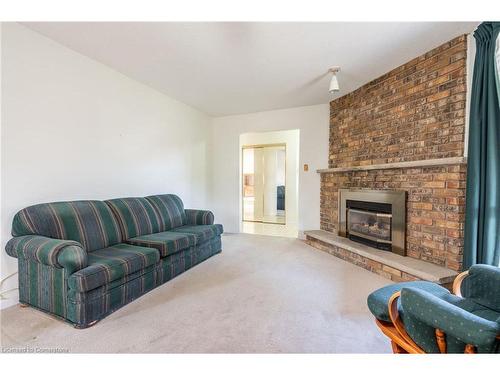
303, 164, 309, 172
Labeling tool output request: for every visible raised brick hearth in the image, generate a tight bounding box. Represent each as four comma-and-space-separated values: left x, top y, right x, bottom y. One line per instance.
305, 230, 457, 286
309, 34, 469, 283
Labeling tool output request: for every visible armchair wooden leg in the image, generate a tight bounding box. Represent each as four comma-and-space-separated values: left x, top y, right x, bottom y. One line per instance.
436, 328, 477, 354
435, 329, 447, 353
464, 344, 476, 354
391, 341, 407, 354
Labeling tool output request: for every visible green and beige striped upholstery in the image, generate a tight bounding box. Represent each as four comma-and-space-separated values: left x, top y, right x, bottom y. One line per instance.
68, 243, 160, 292
127, 231, 196, 257
6, 194, 223, 328
156, 236, 222, 285
172, 224, 224, 243
69, 236, 222, 328
185, 209, 215, 225
146, 194, 187, 231
6, 235, 87, 274
105, 197, 162, 239
18, 260, 69, 320
12, 200, 122, 252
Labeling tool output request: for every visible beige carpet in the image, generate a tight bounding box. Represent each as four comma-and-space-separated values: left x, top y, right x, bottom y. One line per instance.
1, 233, 392, 353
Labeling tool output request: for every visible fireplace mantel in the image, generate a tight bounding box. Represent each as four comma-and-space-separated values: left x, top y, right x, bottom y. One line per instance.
317, 157, 467, 174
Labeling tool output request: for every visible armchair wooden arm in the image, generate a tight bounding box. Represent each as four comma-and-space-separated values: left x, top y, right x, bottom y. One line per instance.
386, 291, 424, 354
452, 270, 470, 297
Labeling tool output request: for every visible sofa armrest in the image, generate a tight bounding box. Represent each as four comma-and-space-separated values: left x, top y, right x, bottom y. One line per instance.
185, 209, 215, 225
401, 287, 500, 350
6, 235, 87, 274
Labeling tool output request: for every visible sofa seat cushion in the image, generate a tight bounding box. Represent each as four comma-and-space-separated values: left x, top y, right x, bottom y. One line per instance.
126, 231, 195, 257
68, 243, 160, 292
171, 224, 223, 243
367, 281, 452, 322
68, 264, 157, 303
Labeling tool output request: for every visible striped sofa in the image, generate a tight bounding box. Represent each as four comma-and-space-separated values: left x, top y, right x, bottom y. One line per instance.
5, 194, 223, 328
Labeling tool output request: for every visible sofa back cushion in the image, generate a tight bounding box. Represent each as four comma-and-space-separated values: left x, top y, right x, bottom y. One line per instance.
12, 201, 122, 252
146, 194, 186, 231
105, 197, 162, 239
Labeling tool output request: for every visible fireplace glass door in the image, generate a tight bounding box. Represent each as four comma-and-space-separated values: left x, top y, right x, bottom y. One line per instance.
347, 209, 392, 243
340, 190, 406, 255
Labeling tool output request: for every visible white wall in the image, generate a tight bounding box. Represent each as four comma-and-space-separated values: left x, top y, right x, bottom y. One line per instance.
212, 104, 329, 235
0, 23, 213, 308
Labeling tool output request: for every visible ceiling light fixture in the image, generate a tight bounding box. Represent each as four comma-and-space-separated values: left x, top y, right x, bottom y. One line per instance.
329, 67, 341, 93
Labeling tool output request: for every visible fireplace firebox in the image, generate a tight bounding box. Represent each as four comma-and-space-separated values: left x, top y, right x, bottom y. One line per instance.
339, 189, 406, 256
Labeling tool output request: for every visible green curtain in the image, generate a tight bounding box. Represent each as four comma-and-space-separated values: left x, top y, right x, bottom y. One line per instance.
464, 22, 500, 268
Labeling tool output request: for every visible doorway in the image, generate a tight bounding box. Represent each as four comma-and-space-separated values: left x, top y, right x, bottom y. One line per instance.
242, 144, 286, 225
239, 129, 299, 238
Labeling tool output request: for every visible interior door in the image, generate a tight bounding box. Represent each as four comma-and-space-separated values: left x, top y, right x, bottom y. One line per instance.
242, 144, 286, 224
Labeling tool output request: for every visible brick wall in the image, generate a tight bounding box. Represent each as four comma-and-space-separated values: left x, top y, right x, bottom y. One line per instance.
329, 35, 467, 169
321, 35, 468, 272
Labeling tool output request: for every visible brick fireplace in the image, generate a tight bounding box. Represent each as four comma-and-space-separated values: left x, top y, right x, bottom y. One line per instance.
305, 35, 468, 285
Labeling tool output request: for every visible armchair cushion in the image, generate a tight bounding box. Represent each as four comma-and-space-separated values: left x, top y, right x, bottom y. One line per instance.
185, 209, 215, 225
171, 224, 223, 244
6, 235, 87, 274
461, 264, 500, 312
401, 287, 500, 353
127, 231, 195, 257
367, 281, 451, 322
68, 243, 160, 292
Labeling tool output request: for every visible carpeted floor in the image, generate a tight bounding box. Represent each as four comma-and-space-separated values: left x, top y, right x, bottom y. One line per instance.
1, 233, 392, 353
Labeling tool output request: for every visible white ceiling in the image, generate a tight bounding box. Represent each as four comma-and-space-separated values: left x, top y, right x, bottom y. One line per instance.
24, 22, 477, 116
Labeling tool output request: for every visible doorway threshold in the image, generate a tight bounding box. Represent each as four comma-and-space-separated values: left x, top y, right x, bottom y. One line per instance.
241, 221, 298, 238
